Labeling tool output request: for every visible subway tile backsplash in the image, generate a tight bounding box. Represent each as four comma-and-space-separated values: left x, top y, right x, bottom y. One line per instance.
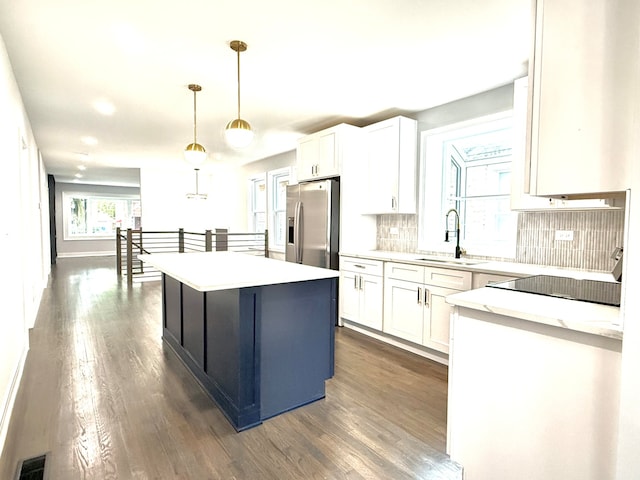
376, 209, 625, 272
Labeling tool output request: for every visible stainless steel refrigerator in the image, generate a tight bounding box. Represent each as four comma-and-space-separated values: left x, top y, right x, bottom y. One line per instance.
286, 178, 340, 270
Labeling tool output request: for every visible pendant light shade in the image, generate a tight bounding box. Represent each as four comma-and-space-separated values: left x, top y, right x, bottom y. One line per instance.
184, 84, 207, 165
225, 40, 254, 149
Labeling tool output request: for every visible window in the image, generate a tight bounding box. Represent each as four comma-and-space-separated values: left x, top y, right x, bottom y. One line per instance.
248, 174, 267, 234
247, 168, 290, 253
418, 112, 517, 258
267, 168, 290, 251
63, 192, 140, 240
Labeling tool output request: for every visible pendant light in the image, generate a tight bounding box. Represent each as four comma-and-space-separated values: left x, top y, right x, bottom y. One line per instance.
186, 168, 207, 200
224, 40, 254, 149
184, 84, 207, 165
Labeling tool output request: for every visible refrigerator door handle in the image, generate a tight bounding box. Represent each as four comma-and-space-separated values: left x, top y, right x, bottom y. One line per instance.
295, 201, 303, 263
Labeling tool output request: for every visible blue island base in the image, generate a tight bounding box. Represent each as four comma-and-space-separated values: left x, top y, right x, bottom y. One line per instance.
161, 274, 337, 431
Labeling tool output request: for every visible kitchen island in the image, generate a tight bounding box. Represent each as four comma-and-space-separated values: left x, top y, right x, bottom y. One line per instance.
139, 251, 339, 431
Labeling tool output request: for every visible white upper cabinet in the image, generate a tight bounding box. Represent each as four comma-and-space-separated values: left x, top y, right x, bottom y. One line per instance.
511, 77, 622, 210
296, 124, 359, 181
362, 116, 417, 214
525, 0, 633, 197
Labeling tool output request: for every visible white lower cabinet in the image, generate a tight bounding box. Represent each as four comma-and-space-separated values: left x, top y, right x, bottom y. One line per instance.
339, 257, 383, 330
383, 278, 424, 344
383, 262, 471, 354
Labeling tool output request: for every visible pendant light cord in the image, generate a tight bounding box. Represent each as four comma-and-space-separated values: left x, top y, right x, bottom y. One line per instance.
193, 88, 198, 143
236, 46, 241, 119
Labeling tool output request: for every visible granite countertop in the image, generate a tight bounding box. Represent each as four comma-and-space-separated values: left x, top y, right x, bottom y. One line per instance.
446, 287, 622, 340
138, 251, 338, 292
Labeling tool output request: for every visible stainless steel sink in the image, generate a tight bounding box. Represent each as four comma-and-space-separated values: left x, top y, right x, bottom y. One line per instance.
415, 257, 485, 266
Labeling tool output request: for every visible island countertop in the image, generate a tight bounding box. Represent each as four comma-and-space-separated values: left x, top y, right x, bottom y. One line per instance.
138, 251, 339, 292
446, 287, 622, 340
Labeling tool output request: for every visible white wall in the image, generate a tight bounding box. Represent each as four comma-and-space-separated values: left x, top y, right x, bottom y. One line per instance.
140, 162, 244, 232
615, 0, 640, 475
0, 34, 50, 457
55, 182, 140, 258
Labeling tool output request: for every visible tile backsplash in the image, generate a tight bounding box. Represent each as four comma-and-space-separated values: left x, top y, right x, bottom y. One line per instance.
376, 209, 625, 272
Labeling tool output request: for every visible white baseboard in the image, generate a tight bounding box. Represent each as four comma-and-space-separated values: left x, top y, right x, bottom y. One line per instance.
57, 251, 116, 258
0, 344, 28, 462
341, 321, 449, 366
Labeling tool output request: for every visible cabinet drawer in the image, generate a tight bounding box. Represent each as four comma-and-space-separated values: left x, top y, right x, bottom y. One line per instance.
424, 267, 472, 290
385, 262, 424, 283
472, 273, 519, 289
340, 257, 383, 276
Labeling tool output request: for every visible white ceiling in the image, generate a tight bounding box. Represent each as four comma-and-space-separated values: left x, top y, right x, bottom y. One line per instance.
0, 0, 530, 187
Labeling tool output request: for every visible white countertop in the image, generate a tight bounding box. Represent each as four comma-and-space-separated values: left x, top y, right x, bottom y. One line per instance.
446, 287, 622, 340
339, 250, 617, 281
138, 251, 339, 292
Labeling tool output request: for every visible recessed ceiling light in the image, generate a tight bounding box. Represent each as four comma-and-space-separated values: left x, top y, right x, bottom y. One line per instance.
75, 173, 83, 178
93, 99, 116, 116
81, 136, 98, 146
78, 165, 87, 171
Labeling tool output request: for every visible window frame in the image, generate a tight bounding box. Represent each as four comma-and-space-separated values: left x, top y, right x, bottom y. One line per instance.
247, 173, 267, 235
418, 111, 517, 258
267, 167, 290, 252
62, 191, 141, 241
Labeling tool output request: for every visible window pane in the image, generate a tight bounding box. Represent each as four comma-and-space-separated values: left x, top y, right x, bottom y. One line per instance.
463, 196, 516, 243
254, 212, 266, 232
254, 180, 267, 212
273, 211, 285, 247
465, 162, 511, 197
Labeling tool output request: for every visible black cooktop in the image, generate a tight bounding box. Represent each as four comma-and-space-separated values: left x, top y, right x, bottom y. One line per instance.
487, 275, 621, 307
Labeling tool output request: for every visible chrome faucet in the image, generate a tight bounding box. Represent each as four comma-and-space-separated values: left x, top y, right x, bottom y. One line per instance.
445, 208, 462, 259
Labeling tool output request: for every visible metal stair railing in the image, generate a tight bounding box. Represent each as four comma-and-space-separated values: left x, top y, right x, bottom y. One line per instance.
116, 228, 269, 284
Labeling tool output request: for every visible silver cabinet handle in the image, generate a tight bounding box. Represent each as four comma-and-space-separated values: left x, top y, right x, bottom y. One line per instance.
391, 196, 397, 210
354, 275, 358, 289
417, 287, 422, 305
424, 288, 430, 307
359, 275, 363, 290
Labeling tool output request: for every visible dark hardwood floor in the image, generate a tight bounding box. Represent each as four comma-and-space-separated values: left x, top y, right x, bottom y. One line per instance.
0, 256, 461, 479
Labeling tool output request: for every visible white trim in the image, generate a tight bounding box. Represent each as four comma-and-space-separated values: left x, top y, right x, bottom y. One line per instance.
57, 251, 116, 258
341, 321, 449, 366
0, 344, 28, 462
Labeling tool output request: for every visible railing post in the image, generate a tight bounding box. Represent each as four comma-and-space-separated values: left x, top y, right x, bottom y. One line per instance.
126, 228, 133, 286
215, 228, 228, 251
264, 229, 269, 258
179, 228, 185, 253
205, 230, 212, 252
116, 227, 122, 276
138, 228, 144, 274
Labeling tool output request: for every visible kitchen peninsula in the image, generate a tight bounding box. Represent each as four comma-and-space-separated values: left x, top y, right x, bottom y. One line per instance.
445, 286, 622, 479
139, 251, 339, 431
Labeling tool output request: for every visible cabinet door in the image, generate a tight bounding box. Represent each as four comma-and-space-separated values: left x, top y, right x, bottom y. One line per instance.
529, 0, 630, 195
360, 274, 383, 330
365, 120, 399, 213
339, 270, 361, 322
383, 278, 424, 344
297, 136, 318, 181
316, 131, 338, 178
423, 285, 458, 354
363, 117, 417, 214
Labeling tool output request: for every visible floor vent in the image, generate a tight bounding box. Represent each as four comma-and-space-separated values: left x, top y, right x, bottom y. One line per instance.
16, 454, 47, 480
